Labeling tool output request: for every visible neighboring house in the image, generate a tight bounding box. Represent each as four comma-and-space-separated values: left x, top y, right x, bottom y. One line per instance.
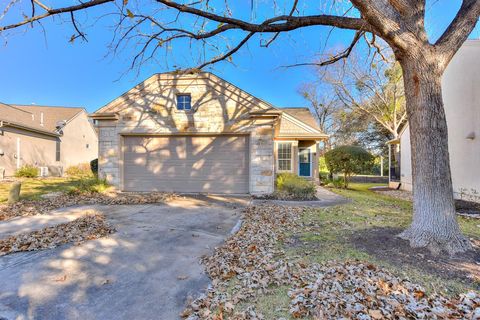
91, 72, 327, 194
0, 104, 99, 177
388, 40, 480, 203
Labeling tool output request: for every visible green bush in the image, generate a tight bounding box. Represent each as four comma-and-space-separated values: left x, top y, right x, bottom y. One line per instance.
324, 145, 374, 188
65, 163, 93, 177
67, 177, 110, 195
14, 165, 39, 178
90, 158, 98, 176
275, 172, 316, 200
325, 177, 345, 188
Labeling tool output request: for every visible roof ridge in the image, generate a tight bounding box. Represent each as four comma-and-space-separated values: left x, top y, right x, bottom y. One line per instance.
12, 104, 84, 109
0, 102, 34, 115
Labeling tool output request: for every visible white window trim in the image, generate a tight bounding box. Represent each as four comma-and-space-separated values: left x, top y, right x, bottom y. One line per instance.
298, 147, 312, 177
276, 141, 294, 172
176, 94, 193, 112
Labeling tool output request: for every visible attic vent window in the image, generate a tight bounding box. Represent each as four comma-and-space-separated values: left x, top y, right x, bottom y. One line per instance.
176, 94, 191, 111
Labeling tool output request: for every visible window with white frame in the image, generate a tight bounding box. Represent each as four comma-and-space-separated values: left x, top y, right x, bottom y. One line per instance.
277, 142, 292, 171
176, 94, 192, 111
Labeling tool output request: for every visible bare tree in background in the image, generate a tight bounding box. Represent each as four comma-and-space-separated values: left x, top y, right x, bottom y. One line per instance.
298, 83, 341, 139
325, 55, 406, 141
299, 53, 406, 152
1, 0, 479, 254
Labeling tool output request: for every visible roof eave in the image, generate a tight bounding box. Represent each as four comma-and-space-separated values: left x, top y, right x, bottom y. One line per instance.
0, 120, 61, 137
275, 134, 329, 140
89, 113, 120, 120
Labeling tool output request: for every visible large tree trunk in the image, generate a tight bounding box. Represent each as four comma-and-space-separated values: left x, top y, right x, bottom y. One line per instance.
398, 59, 471, 255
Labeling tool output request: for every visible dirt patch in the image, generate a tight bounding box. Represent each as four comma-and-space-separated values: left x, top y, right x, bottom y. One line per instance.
456, 199, 480, 216
349, 227, 480, 288
373, 189, 413, 201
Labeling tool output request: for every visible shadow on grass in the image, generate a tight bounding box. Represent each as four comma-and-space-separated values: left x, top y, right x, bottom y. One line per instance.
349, 227, 480, 289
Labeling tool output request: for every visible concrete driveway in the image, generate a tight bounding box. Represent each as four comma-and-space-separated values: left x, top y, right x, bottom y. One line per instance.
0, 195, 248, 320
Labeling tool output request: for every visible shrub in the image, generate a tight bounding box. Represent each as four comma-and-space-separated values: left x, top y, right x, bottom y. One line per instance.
67, 177, 110, 195
324, 145, 374, 188
65, 163, 93, 178
14, 165, 39, 178
90, 158, 98, 176
275, 172, 316, 200
325, 177, 345, 188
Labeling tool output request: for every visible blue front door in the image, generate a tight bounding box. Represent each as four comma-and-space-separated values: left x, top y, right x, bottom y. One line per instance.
299, 148, 311, 177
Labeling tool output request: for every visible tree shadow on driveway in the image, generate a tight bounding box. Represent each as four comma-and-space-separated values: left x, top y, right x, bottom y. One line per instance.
0, 198, 243, 320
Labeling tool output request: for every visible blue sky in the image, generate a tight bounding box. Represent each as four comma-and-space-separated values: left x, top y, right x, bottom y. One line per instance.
0, 1, 478, 113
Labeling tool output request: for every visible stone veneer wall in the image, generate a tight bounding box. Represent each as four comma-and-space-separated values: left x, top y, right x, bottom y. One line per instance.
96, 74, 278, 194
98, 122, 119, 187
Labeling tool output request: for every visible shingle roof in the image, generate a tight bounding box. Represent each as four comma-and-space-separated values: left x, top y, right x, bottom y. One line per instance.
280, 107, 322, 132
0, 103, 84, 134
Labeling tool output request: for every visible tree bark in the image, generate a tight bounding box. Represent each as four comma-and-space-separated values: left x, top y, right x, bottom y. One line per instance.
398, 57, 471, 255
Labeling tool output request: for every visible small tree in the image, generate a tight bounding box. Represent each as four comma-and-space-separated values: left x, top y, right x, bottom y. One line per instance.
325, 146, 374, 188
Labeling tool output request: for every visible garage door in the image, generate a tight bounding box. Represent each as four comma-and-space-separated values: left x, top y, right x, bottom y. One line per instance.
123, 135, 249, 193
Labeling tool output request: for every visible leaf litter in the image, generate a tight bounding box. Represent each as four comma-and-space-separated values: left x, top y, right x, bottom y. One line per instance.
182, 204, 480, 319
0, 212, 115, 256
0, 191, 176, 221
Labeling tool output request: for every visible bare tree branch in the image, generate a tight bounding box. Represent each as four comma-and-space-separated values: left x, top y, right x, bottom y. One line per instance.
281, 30, 364, 68
435, 0, 480, 69
32, 0, 51, 12
195, 32, 255, 70
155, 0, 371, 33
0, 0, 113, 32
261, 0, 299, 47
70, 11, 87, 42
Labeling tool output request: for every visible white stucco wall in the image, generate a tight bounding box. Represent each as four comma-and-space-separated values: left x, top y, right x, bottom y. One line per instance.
399, 40, 480, 202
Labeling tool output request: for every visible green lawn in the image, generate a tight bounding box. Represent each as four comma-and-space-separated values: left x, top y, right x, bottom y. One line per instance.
253, 183, 480, 319
299, 184, 479, 292
0, 177, 82, 202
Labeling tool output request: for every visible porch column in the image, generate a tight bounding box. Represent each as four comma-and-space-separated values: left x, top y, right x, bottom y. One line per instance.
312, 142, 320, 184
388, 144, 392, 184
292, 140, 299, 175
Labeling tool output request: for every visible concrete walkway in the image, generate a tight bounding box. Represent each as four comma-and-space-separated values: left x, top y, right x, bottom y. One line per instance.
251, 186, 350, 207
0, 195, 248, 320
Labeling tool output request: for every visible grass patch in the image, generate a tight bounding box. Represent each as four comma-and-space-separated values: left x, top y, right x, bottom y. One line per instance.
66, 177, 110, 195
0, 177, 82, 202
248, 286, 292, 319
0, 177, 111, 203
292, 183, 480, 295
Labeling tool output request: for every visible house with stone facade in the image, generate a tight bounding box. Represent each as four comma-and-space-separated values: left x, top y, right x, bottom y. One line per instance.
91, 72, 327, 195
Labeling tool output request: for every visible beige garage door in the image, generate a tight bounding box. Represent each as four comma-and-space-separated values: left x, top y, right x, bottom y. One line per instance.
123, 135, 249, 193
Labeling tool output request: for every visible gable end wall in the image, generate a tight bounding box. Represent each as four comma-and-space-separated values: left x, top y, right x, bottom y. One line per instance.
96, 76, 275, 194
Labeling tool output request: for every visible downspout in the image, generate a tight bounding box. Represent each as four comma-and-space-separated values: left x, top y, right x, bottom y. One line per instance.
16, 137, 21, 169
